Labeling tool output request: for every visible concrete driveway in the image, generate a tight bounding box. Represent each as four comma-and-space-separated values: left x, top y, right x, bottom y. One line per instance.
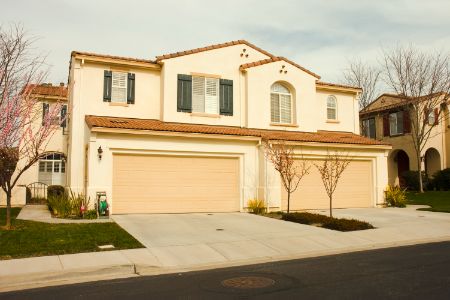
113, 206, 450, 270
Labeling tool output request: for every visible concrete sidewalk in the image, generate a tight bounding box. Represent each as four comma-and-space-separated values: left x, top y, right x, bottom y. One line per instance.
17, 205, 113, 223
1, 206, 449, 292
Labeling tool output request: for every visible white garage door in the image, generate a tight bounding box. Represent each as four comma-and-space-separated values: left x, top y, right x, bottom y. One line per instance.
112, 154, 240, 214
282, 160, 373, 210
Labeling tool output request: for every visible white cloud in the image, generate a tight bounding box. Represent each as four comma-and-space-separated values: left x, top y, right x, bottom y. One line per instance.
1, 0, 449, 83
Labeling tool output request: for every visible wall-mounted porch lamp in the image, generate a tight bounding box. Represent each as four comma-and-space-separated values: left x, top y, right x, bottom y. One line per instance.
97, 146, 103, 160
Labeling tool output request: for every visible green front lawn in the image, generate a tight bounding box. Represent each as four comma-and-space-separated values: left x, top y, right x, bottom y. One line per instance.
406, 191, 450, 213
0, 207, 144, 260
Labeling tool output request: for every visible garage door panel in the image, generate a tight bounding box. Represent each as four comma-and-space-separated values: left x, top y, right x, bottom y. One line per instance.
113, 154, 240, 214
282, 160, 373, 210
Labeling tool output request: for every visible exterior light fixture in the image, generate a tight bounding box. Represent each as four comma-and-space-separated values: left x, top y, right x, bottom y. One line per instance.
97, 146, 103, 160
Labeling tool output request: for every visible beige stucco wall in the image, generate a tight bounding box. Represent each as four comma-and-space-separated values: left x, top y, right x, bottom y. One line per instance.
0, 99, 67, 206
81, 130, 388, 213
160, 44, 270, 127
84, 132, 260, 214
365, 108, 448, 186
67, 58, 161, 193
316, 90, 359, 133
244, 60, 317, 132
263, 144, 389, 209
64, 43, 386, 212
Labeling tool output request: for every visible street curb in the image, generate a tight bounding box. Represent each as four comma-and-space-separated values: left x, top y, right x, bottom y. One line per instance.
0, 264, 135, 293
1, 236, 449, 293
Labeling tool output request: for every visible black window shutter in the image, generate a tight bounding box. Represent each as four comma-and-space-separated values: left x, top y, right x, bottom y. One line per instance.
127, 73, 135, 104
219, 79, 233, 116
103, 70, 112, 102
369, 118, 376, 139
42, 103, 49, 125
177, 74, 192, 112
60, 105, 67, 128
383, 114, 390, 137
403, 110, 411, 133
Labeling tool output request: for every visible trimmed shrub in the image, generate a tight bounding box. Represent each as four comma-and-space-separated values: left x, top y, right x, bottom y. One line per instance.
401, 171, 430, 191
431, 168, 450, 191
48, 193, 71, 218
282, 212, 329, 225
47, 185, 65, 198
385, 185, 407, 208
83, 209, 98, 219
322, 218, 374, 231
47, 189, 92, 219
281, 212, 374, 231
247, 199, 266, 214
26, 187, 31, 203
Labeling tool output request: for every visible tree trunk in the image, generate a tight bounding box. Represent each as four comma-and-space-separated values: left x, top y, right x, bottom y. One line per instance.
329, 194, 333, 218
417, 154, 424, 193
5, 190, 12, 229
287, 191, 290, 213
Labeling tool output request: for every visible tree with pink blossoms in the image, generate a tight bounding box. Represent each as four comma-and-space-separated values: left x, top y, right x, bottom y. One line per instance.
0, 24, 64, 229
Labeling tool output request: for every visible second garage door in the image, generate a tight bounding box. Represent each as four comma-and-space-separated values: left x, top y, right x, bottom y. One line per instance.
282, 159, 373, 210
112, 154, 240, 214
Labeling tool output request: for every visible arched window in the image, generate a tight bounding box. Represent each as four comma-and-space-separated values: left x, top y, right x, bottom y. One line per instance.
271, 83, 292, 124
38, 152, 66, 186
327, 95, 337, 120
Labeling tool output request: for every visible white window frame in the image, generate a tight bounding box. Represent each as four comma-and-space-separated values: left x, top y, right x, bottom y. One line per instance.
428, 110, 436, 125
38, 153, 66, 186
111, 71, 128, 103
270, 83, 293, 124
389, 112, 403, 135
327, 96, 338, 120
192, 76, 219, 114
362, 118, 376, 139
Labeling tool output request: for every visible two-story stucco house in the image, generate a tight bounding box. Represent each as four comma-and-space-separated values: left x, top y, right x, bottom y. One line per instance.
360, 93, 450, 187
64, 40, 390, 214
0, 83, 68, 205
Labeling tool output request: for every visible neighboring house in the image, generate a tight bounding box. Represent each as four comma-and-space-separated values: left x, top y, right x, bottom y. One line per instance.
0, 83, 68, 205
61, 40, 390, 214
360, 93, 450, 187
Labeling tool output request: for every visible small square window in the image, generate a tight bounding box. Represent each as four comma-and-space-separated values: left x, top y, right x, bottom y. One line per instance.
39, 161, 45, 172
54, 162, 60, 173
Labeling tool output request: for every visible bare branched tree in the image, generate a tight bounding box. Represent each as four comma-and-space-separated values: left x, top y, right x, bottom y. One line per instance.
314, 151, 352, 218
263, 140, 310, 213
0, 24, 63, 229
343, 59, 382, 110
382, 45, 450, 192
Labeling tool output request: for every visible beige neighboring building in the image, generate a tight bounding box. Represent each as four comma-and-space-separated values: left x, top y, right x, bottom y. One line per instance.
360, 93, 450, 187
7, 40, 392, 211
0, 83, 68, 205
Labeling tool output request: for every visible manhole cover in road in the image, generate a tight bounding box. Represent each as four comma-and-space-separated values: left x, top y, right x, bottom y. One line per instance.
221, 276, 275, 289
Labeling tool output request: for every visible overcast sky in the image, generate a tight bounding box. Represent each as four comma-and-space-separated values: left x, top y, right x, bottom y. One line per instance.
2, 0, 450, 84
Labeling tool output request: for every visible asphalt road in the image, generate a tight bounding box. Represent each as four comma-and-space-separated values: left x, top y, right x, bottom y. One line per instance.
2, 242, 450, 300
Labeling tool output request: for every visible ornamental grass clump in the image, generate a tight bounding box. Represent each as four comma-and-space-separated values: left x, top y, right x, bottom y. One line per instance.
385, 185, 407, 208
247, 199, 267, 215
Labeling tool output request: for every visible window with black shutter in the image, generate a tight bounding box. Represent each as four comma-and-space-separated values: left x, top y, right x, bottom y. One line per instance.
220, 79, 233, 116
177, 74, 192, 112
42, 103, 49, 125
60, 105, 67, 128
103, 70, 135, 104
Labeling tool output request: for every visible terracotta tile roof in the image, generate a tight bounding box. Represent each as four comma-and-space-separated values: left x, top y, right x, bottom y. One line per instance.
240, 57, 321, 79
155, 40, 275, 61
71, 51, 156, 64
316, 81, 362, 91
30, 84, 68, 98
85, 115, 389, 146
